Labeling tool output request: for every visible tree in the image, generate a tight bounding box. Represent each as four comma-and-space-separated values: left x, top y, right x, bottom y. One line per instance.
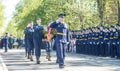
97, 0, 107, 26
0, 2, 4, 34
7, 0, 119, 36
117, 0, 120, 23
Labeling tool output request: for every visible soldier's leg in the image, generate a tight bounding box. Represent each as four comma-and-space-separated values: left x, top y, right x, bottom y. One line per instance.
110, 44, 114, 58
116, 44, 120, 59
46, 42, 51, 61
4, 43, 8, 52
118, 45, 120, 59
34, 39, 41, 64
56, 41, 64, 68
29, 42, 34, 61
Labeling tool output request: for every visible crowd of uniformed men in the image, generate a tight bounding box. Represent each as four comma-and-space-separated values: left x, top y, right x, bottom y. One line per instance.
0, 34, 24, 52
72, 24, 120, 59
24, 13, 70, 68
1, 13, 120, 68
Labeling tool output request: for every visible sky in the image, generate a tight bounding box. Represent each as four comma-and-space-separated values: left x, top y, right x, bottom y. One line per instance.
1, 0, 20, 34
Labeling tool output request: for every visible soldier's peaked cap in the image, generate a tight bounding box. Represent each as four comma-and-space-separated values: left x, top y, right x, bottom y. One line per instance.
58, 13, 66, 18
36, 18, 41, 20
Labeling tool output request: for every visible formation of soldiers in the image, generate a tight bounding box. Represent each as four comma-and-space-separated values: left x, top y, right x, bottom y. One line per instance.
0, 33, 23, 52
72, 24, 120, 59
24, 14, 70, 68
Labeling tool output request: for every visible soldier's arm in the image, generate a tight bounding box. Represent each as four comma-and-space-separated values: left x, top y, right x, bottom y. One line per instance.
65, 23, 70, 43
48, 21, 57, 35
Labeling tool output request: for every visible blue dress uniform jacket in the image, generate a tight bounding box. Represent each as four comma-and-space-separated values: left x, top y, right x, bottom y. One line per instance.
3, 36, 8, 52
24, 27, 29, 56
27, 27, 34, 55
33, 24, 44, 57
50, 21, 70, 66
116, 29, 120, 59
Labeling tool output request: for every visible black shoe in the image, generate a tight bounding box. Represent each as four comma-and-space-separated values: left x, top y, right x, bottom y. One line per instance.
27, 55, 30, 59
56, 60, 59, 63
56, 59, 59, 63
30, 56, 33, 61
30, 58, 33, 61
59, 65, 64, 68
36, 61, 40, 64
48, 58, 51, 61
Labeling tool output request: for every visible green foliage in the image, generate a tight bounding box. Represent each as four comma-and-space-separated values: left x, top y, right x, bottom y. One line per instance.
5, 0, 119, 37
0, 3, 4, 32
5, 20, 17, 37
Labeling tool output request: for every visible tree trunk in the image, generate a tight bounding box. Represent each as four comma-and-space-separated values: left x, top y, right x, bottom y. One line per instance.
97, 0, 106, 26
118, 0, 120, 23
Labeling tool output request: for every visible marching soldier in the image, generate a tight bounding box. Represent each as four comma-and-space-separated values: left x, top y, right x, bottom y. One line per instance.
43, 21, 53, 61
48, 14, 70, 68
24, 24, 29, 57
33, 18, 44, 64
116, 24, 120, 59
3, 33, 9, 52
27, 21, 34, 61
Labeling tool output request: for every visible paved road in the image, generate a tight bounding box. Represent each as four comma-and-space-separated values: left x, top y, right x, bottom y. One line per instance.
0, 49, 120, 71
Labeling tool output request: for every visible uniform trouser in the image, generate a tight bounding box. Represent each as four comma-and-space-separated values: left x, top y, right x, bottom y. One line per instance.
4, 43, 8, 52
104, 40, 110, 56
28, 39, 34, 55
98, 43, 101, 56
116, 42, 120, 58
45, 41, 51, 52
110, 44, 117, 58
80, 43, 83, 54
86, 43, 90, 55
110, 40, 117, 58
91, 42, 94, 55
56, 40, 66, 65
25, 39, 28, 56
76, 43, 79, 53
9, 43, 12, 49
89, 43, 92, 55
76, 40, 79, 53
86, 43, 89, 55
53, 40, 56, 50
33, 37, 42, 57
83, 41, 86, 54
92, 42, 96, 55
101, 42, 105, 56
95, 43, 99, 56
96, 43, 100, 56
95, 40, 99, 56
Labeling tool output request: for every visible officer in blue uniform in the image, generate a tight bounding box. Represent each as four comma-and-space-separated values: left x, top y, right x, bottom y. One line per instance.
109, 26, 116, 58
27, 21, 34, 61
99, 26, 104, 56
33, 18, 44, 64
4, 33, 9, 52
24, 24, 29, 58
116, 24, 120, 59
48, 14, 70, 68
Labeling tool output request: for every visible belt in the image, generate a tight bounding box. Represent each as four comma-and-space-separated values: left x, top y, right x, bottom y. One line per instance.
84, 39, 87, 40
57, 32, 66, 36
99, 36, 103, 38
104, 38, 109, 40
114, 37, 118, 39
88, 38, 91, 39
94, 38, 98, 40
110, 37, 113, 39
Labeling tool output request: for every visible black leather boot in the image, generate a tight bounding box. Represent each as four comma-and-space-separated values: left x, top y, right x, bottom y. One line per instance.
36, 56, 40, 64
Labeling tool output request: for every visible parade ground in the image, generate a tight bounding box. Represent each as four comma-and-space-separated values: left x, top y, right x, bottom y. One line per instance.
0, 49, 120, 71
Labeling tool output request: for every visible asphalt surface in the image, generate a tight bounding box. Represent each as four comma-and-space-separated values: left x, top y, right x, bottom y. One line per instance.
0, 49, 120, 71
